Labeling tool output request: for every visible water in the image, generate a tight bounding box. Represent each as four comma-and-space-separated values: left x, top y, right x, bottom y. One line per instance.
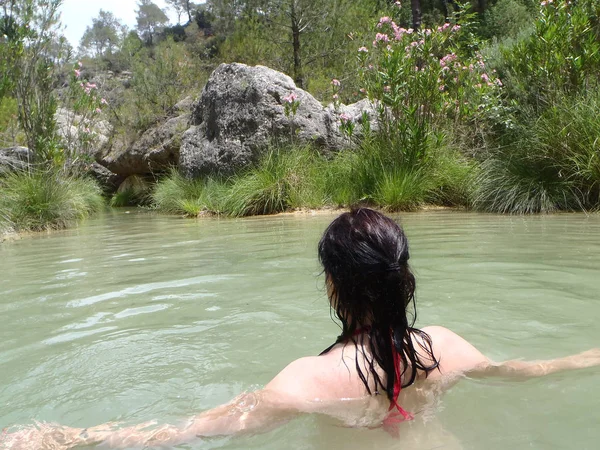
1, 210, 599, 449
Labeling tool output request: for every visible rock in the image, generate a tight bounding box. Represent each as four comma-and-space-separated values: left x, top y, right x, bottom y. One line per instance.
102, 113, 190, 177
0, 146, 35, 174
87, 162, 124, 193
173, 96, 194, 114
55, 108, 112, 160
180, 63, 353, 177
326, 99, 379, 135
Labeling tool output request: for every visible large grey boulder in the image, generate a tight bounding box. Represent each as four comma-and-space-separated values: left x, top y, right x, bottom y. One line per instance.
0, 146, 35, 174
101, 99, 193, 177
180, 63, 374, 177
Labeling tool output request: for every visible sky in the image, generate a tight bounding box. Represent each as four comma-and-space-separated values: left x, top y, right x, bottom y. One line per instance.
59, 0, 179, 48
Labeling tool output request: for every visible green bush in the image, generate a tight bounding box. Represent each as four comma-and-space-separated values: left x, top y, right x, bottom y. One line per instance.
496, 0, 600, 115
473, 91, 600, 213
152, 169, 228, 216
482, 0, 534, 40
0, 169, 104, 231
222, 147, 326, 217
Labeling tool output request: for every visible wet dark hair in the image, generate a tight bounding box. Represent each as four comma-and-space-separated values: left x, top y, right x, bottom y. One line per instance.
318, 208, 439, 400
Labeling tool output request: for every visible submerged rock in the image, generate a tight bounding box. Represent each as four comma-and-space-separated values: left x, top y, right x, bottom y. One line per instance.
179, 63, 375, 177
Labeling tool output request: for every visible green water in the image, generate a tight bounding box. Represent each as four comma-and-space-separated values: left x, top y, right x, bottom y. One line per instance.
1, 210, 599, 449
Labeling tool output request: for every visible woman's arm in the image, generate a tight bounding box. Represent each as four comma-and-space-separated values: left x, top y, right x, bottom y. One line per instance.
1, 358, 319, 449
470, 348, 600, 379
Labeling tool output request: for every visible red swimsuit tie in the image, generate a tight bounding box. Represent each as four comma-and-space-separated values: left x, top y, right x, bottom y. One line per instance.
382, 333, 414, 436
353, 327, 414, 432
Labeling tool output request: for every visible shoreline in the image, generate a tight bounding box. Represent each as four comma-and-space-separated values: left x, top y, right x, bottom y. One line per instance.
2, 205, 594, 242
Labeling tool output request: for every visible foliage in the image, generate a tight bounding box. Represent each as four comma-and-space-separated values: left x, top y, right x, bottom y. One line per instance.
152, 169, 228, 215
1, 0, 67, 162
0, 168, 104, 231
474, 90, 600, 213
136, 0, 169, 45
57, 62, 109, 168
358, 8, 501, 170
495, 0, 600, 115
481, 0, 534, 40
0, 96, 23, 147
222, 147, 326, 216
79, 9, 126, 59
113, 37, 203, 132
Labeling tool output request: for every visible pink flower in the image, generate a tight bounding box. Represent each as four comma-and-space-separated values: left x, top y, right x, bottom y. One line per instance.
74, 69, 81, 78
442, 23, 450, 30
283, 92, 298, 103
331, 79, 341, 86
358, 46, 369, 53
406, 28, 414, 34
375, 33, 390, 43
332, 94, 339, 100
394, 27, 407, 40
359, 88, 366, 93
452, 25, 461, 32
100, 98, 108, 105
377, 16, 392, 28
424, 29, 432, 36
78, 61, 83, 68
439, 85, 445, 91
383, 86, 391, 93
495, 78, 503, 87
395, 1, 402, 7
541, 0, 547, 4
481, 73, 490, 83
79, 82, 84, 88
339, 113, 351, 122
95, 108, 102, 113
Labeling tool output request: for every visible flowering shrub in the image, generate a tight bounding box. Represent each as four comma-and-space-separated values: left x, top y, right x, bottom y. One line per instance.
357, 8, 501, 165
60, 62, 107, 166
282, 91, 300, 118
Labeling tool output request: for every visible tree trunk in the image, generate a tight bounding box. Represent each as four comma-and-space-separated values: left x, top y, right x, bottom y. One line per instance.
185, 0, 193, 24
478, 0, 487, 14
410, 0, 422, 30
290, 1, 303, 88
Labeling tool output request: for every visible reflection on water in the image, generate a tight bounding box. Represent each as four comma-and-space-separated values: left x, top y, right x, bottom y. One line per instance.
1, 210, 600, 449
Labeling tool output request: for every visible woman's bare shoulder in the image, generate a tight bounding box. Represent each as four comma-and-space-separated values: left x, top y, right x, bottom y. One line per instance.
419, 326, 490, 375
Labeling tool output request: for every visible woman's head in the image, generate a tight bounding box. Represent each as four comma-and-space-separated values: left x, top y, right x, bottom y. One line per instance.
318, 208, 415, 335
318, 208, 437, 396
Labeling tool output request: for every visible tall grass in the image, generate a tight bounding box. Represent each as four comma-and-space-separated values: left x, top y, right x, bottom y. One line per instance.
153, 141, 473, 217
0, 168, 104, 231
474, 90, 600, 213
152, 169, 228, 216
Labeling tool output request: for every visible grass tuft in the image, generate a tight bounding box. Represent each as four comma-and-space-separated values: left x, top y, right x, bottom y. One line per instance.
0, 168, 104, 231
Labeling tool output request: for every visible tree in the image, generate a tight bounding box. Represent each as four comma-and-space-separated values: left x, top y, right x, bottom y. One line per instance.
79, 10, 125, 57
136, 0, 169, 45
1, 0, 66, 161
410, 0, 422, 29
165, 0, 185, 24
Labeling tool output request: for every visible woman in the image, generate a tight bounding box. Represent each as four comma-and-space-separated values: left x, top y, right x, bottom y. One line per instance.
3, 208, 600, 449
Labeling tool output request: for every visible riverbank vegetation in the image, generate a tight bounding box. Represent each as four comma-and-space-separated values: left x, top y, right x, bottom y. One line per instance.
2, 0, 600, 230
0, 168, 104, 231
